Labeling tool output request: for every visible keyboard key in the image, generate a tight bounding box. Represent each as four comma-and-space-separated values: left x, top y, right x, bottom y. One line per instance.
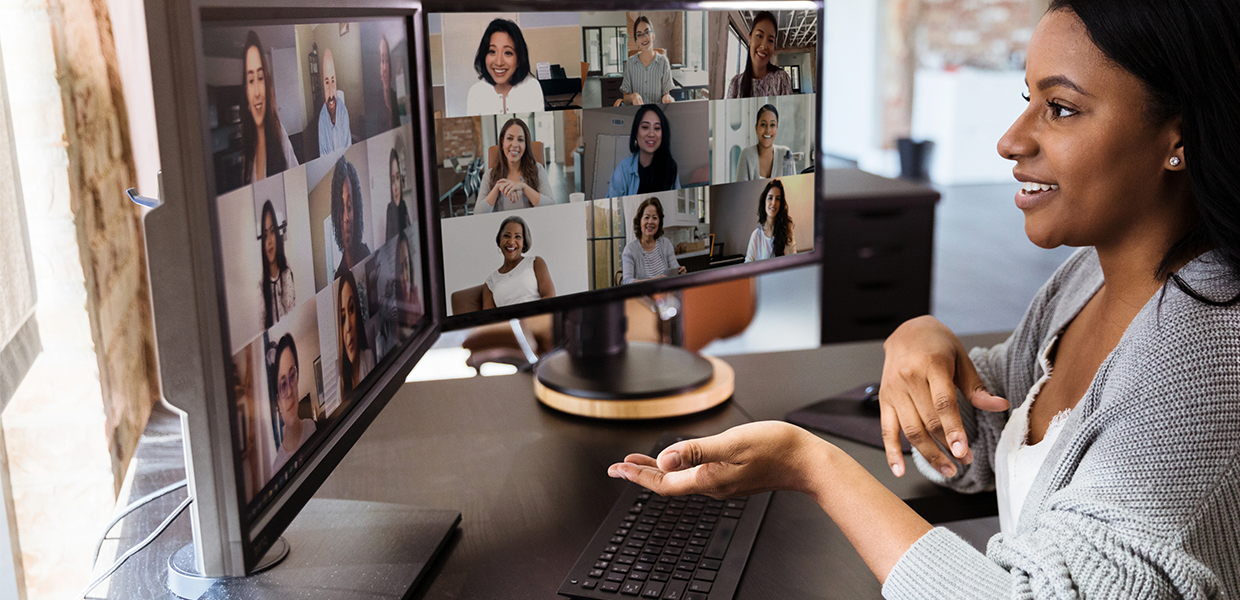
638, 554, 658, 563
699, 559, 721, 571
608, 572, 627, 583
722, 509, 743, 519
668, 539, 686, 548
688, 580, 712, 594
630, 503, 645, 514
641, 581, 665, 598
595, 561, 610, 569
601, 581, 621, 592
621, 580, 644, 595
672, 571, 691, 580
688, 538, 706, 547
684, 593, 708, 600
633, 563, 652, 572
629, 571, 648, 581
696, 522, 714, 532
663, 546, 682, 557
654, 564, 673, 573
605, 545, 620, 553
612, 536, 627, 544
589, 569, 605, 578
600, 553, 615, 561
650, 572, 669, 582
701, 515, 717, 524
704, 517, 739, 560
617, 555, 636, 565
616, 528, 631, 536
612, 564, 631, 574
693, 570, 716, 582
681, 553, 700, 563
582, 580, 597, 590
659, 556, 677, 565
725, 500, 746, 509
662, 579, 687, 599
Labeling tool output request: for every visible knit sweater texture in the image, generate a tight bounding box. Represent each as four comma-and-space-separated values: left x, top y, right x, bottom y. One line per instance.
884, 247, 1240, 599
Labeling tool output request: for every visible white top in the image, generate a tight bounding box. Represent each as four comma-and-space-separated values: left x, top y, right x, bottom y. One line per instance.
272, 419, 315, 472
994, 334, 1072, 537
485, 255, 541, 307
318, 90, 352, 155
743, 226, 794, 262
466, 77, 545, 117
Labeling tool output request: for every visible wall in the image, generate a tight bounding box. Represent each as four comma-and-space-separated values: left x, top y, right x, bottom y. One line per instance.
625, 11, 684, 65
822, 0, 881, 164
775, 51, 815, 93
581, 12, 627, 28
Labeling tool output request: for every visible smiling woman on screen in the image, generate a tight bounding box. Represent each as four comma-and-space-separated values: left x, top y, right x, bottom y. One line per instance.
609, 1, 1240, 597
482, 216, 555, 309
466, 18, 544, 116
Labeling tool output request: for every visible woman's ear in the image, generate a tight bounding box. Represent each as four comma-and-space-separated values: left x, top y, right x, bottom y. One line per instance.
1165, 115, 1186, 171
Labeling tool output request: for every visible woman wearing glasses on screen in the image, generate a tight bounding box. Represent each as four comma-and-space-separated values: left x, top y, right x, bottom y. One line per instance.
272, 334, 314, 472
483, 216, 555, 309
241, 30, 298, 184
736, 104, 796, 182
259, 200, 295, 329
475, 118, 551, 214
337, 266, 375, 395
743, 179, 794, 262
620, 16, 674, 106
466, 19, 545, 116
606, 105, 680, 198
609, 1, 1240, 596
725, 12, 791, 99
332, 157, 371, 272
621, 196, 685, 285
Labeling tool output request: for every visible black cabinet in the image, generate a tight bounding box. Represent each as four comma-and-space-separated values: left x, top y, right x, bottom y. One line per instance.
819, 169, 939, 344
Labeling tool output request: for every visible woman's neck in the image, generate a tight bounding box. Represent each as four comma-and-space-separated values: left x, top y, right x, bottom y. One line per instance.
751, 61, 768, 80
763, 220, 775, 236
268, 261, 280, 279
640, 48, 655, 64
282, 419, 302, 450
506, 161, 521, 180
501, 254, 524, 272
756, 144, 773, 159
638, 151, 654, 168
641, 234, 657, 248
494, 82, 513, 97
254, 127, 267, 178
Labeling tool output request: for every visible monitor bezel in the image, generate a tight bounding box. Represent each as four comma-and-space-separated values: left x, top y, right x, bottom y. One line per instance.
425, 0, 826, 331
143, 0, 443, 575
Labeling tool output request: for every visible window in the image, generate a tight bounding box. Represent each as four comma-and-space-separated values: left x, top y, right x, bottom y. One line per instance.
684, 12, 706, 71
586, 198, 627, 290
782, 65, 801, 92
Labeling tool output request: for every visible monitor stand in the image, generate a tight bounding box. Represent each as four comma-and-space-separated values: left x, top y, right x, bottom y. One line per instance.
534, 300, 734, 419
167, 499, 460, 599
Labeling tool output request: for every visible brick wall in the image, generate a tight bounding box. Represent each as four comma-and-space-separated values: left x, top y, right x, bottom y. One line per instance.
48, 0, 159, 491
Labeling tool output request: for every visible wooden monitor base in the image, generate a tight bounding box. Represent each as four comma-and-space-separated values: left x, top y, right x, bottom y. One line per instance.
534, 355, 734, 419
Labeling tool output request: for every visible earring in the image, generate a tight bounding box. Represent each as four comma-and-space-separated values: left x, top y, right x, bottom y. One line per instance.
1170, 157, 1181, 167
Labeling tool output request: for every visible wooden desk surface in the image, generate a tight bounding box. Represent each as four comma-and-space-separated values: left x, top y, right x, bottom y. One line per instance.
105, 333, 1008, 599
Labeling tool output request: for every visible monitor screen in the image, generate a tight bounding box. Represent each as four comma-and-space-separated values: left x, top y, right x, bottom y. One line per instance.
200, 14, 431, 544
427, 8, 821, 325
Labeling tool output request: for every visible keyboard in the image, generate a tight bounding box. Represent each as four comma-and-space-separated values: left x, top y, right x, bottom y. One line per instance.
557, 435, 771, 600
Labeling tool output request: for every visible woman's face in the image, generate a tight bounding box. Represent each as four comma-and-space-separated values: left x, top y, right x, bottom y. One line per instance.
755, 110, 778, 149
396, 239, 413, 300
390, 157, 401, 205
245, 46, 266, 128
262, 210, 277, 265
276, 347, 298, 422
765, 187, 783, 218
499, 221, 524, 260
996, 10, 1182, 250
340, 279, 358, 363
637, 112, 663, 157
748, 19, 777, 72
340, 179, 354, 251
379, 38, 392, 89
502, 124, 526, 165
640, 205, 660, 239
634, 21, 654, 52
486, 31, 517, 87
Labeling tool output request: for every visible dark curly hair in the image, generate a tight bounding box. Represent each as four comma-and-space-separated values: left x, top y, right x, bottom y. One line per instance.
473, 19, 532, 86
330, 157, 365, 260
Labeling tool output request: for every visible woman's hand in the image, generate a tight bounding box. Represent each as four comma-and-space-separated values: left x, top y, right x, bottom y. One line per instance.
661, 93, 675, 104
880, 316, 1009, 479
496, 179, 520, 203
676, 266, 687, 274
607, 421, 828, 499
627, 92, 645, 106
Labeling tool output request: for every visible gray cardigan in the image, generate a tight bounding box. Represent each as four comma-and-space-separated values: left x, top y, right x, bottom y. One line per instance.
885, 248, 1240, 599
735, 144, 795, 181
620, 237, 680, 285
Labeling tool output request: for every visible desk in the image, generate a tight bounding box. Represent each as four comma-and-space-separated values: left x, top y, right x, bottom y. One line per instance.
103, 333, 1006, 599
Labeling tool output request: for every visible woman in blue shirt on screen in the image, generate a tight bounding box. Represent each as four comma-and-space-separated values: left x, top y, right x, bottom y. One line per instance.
606, 104, 680, 198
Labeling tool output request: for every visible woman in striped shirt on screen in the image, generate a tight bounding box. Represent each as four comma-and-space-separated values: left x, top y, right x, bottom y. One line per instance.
620, 16, 675, 106
621, 196, 685, 285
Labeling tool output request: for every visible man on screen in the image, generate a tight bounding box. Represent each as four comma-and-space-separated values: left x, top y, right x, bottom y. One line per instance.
318, 49, 352, 155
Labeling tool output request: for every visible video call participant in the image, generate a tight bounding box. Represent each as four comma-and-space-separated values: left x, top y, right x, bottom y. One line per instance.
744, 179, 795, 262
385, 148, 410, 241
331, 157, 371, 272
394, 231, 422, 328
242, 31, 298, 184
736, 104, 795, 181
620, 16, 674, 106
318, 49, 352, 155
259, 200, 295, 328
726, 11, 792, 99
482, 216, 555, 309
621, 196, 684, 284
475, 118, 551, 214
271, 333, 315, 471
379, 35, 400, 130
336, 266, 375, 394
606, 104, 680, 198
467, 19, 545, 116
609, 0, 1240, 596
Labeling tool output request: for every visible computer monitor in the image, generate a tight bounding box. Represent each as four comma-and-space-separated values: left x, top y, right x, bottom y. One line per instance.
140, 0, 454, 590
427, 3, 824, 412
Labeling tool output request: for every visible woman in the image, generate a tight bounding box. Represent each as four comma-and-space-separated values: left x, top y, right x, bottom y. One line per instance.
619, 16, 674, 106
379, 35, 400, 130
337, 266, 374, 394
735, 104, 795, 181
394, 231, 422, 328
606, 104, 680, 198
621, 196, 684, 284
271, 334, 314, 471
258, 200, 295, 328
743, 179, 795, 262
609, 1, 1240, 596
466, 19, 544, 116
241, 30, 298, 184
725, 12, 792, 99
331, 157, 371, 272
385, 147, 410, 241
474, 118, 551, 214
482, 216, 555, 309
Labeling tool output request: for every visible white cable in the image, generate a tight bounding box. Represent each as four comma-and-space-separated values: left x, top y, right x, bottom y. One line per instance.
80, 494, 193, 599
92, 479, 187, 566
509, 318, 539, 365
